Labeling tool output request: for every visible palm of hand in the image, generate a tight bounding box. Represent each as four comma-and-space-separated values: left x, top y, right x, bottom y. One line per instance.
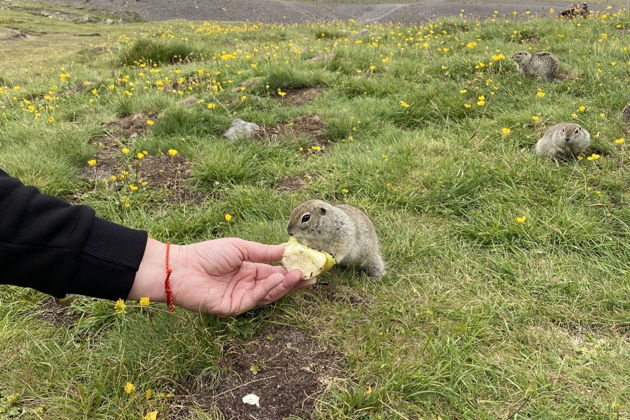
172, 239, 306, 316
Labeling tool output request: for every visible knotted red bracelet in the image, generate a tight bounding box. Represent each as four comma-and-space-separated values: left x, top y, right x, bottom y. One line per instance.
165, 242, 175, 313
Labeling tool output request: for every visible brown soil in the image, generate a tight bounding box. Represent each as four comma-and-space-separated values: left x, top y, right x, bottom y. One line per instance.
81, 113, 201, 203
276, 172, 320, 193
171, 325, 343, 420
37, 297, 82, 326
136, 154, 198, 203
276, 87, 323, 107
258, 115, 329, 152
307, 54, 336, 63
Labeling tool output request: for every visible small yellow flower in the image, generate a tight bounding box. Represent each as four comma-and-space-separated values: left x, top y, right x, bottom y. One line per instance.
47, 116, 55, 123
381, 154, 388, 160
341, 188, 349, 194
399, 100, 410, 108
137, 152, 145, 160
167, 149, 178, 157
115, 299, 126, 314
145, 389, 154, 400
571, 113, 578, 119
277, 89, 286, 97
121, 147, 130, 154
459, 89, 467, 94
587, 153, 600, 161
109, 175, 117, 182
516, 216, 527, 223
578, 105, 586, 112
143, 411, 158, 420
531, 115, 539, 122
139, 297, 150, 306
224, 213, 233, 222
369, 65, 376, 71
441, 65, 448, 70
129, 184, 139, 191
464, 103, 472, 108
501, 128, 511, 135
241, 95, 247, 101
614, 138, 625, 144
599, 113, 606, 119
146, 119, 155, 126
466, 41, 477, 48
311, 145, 321, 151
207, 103, 216, 109
87, 159, 97, 167
477, 100, 485, 106
536, 91, 545, 98
124, 382, 136, 394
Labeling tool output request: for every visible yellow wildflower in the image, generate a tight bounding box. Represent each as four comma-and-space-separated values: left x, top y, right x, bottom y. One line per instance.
516, 216, 527, 223
501, 128, 511, 135
124, 382, 135, 394
129, 184, 139, 191
115, 299, 126, 314
399, 100, 410, 108
146, 119, 155, 125
614, 138, 625, 144
145, 389, 154, 400
137, 152, 145, 160
536, 91, 545, 98
224, 213, 233, 222
143, 411, 157, 420
587, 154, 600, 161
47, 116, 55, 123
87, 159, 97, 167
459, 89, 467, 94
139, 297, 150, 306
531, 115, 539, 122
167, 149, 178, 157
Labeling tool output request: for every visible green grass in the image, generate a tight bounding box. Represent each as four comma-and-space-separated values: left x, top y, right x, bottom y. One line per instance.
1, 3, 629, 419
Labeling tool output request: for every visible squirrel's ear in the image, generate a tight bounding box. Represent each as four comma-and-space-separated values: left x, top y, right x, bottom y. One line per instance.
320, 207, 327, 215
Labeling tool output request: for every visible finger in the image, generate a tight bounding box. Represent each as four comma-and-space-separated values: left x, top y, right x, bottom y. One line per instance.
251, 262, 287, 280
233, 273, 286, 315
260, 269, 304, 304
230, 238, 285, 263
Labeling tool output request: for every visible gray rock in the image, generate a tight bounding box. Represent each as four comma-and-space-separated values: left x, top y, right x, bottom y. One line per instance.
223, 119, 260, 140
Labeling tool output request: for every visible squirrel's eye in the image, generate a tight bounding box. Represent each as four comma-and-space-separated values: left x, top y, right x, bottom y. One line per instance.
320, 207, 326, 215
301, 214, 311, 223
575, 128, 579, 134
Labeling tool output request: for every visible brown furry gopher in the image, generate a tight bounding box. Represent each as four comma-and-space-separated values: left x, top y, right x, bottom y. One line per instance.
287, 199, 385, 277
512, 51, 560, 81
535, 123, 591, 159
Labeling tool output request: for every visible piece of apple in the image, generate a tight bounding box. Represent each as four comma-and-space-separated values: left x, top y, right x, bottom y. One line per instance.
281, 237, 336, 280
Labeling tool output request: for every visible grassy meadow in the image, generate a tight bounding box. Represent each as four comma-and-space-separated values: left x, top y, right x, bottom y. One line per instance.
0, 2, 629, 419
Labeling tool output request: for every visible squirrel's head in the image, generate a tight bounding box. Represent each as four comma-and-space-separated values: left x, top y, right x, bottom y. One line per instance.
511, 51, 531, 63
287, 199, 334, 243
561, 123, 583, 142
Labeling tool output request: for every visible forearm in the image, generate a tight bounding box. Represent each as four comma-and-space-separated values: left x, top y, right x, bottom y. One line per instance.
0, 169, 147, 300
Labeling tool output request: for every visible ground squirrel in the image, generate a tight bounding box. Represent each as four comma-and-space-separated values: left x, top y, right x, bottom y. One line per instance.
535, 123, 591, 159
287, 199, 385, 277
559, 2, 589, 18
512, 51, 560, 81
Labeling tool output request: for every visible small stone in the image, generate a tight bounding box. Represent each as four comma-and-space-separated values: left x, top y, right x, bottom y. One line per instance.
223, 119, 260, 140
105, 19, 114, 24
242, 393, 260, 408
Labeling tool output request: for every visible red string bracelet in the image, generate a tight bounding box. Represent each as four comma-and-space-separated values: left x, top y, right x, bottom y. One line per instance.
165, 242, 175, 313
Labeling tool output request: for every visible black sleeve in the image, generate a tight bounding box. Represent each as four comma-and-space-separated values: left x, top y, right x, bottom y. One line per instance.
0, 169, 148, 300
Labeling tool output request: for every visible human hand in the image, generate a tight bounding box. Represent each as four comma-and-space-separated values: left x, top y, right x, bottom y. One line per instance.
128, 238, 312, 316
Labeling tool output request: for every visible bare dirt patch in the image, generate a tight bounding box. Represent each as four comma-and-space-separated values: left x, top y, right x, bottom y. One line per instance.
171, 325, 343, 420
258, 115, 330, 152
276, 172, 320, 193
276, 87, 323, 107
136, 154, 198, 202
0, 28, 38, 41
81, 113, 201, 203
37, 297, 82, 326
